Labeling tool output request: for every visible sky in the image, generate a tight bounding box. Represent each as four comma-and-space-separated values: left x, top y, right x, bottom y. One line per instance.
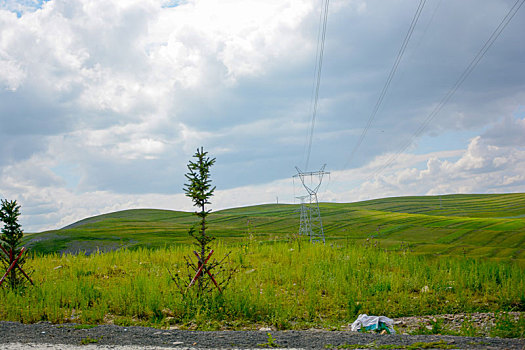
0, 0, 524, 232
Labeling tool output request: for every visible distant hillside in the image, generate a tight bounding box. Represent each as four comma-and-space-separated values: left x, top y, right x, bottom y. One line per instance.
24, 193, 525, 262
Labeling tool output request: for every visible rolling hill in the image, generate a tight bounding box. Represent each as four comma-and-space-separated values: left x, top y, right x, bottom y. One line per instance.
24, 193, 525, 262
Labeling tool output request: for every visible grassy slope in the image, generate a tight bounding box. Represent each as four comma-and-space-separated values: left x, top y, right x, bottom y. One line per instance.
24, 193, 525, 261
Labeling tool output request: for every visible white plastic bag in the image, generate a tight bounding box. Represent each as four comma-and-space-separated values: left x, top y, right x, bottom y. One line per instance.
350, 314, 396, 334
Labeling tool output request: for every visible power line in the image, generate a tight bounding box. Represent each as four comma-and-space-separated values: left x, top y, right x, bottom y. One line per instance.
304, 0, 330, 171
343, 0, 427, 169
372, 0, 525, 177
303, 3, 325, 163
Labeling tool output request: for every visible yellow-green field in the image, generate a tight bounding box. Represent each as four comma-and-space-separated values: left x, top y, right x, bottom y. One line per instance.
25, 193, 525, 263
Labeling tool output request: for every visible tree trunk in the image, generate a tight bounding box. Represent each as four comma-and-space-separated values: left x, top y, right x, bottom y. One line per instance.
9, 249, 16, 289
10, 265, 16, 289
199, 205, 206, 293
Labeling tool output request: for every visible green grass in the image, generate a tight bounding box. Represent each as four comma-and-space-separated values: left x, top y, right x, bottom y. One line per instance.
489, 312, 525, 338
24, 193, 525, 264
1, 241, 523, 331
3, 193, 523, 335
258, 333, 281, 348
80, 336, 101, 345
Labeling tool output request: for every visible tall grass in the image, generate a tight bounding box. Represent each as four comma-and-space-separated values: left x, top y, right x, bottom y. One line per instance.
1, 241, 524, 329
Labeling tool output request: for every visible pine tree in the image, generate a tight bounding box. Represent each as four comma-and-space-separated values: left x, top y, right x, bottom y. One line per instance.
168, 147, 235, 295
184, 147, 216, 264
0, 199, 27, 289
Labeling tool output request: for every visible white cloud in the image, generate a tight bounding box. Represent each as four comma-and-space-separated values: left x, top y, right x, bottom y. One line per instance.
324, 116, 525, 202
4, 116, 522, 232
0, 58, 26, 90
0, 0, 524, 232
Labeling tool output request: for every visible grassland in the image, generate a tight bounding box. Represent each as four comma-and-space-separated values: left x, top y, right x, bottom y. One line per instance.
1, 193, 524, 334
1, 242, 524, 332
25, 193, 525, 263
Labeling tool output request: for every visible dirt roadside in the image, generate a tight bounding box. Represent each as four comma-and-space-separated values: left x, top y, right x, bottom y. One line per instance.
1, 321, 524, 349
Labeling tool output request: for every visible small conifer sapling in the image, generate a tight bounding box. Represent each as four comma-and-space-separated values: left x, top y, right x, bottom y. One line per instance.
0, 199, 32, 289
184, 147, 216, 267
169, 147, 235, 294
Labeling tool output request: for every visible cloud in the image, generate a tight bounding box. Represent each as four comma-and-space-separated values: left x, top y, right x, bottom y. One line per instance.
2, 115, 522, 233
0, 0, 524, 232
482, 114, 525, 147
324, 115, 525, 202
0, 0, 319, 160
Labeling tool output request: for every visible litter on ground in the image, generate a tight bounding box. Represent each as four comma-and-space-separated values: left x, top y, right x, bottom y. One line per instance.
350, 314, 396, 334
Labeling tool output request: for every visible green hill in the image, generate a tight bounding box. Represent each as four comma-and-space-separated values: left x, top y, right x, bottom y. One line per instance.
24, 193, 525, 261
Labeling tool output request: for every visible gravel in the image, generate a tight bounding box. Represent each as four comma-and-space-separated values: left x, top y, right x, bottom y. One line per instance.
391, 312, 524, 336
1, 321, 524, 349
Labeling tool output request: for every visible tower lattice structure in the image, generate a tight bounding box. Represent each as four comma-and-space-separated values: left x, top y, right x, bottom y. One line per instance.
296, 195, 310, 238
294, 164, 329, 243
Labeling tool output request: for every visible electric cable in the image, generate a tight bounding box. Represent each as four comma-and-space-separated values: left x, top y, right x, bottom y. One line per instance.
343, 0, 427, 169
372, 0, 525, 178
303, 4, 324, 165
413, 0, 443, 52
304, 0, 330, 171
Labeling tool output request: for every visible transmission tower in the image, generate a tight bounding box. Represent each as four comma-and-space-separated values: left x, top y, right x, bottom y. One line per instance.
293, 165, 330, 243
296, 195, 311, 238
